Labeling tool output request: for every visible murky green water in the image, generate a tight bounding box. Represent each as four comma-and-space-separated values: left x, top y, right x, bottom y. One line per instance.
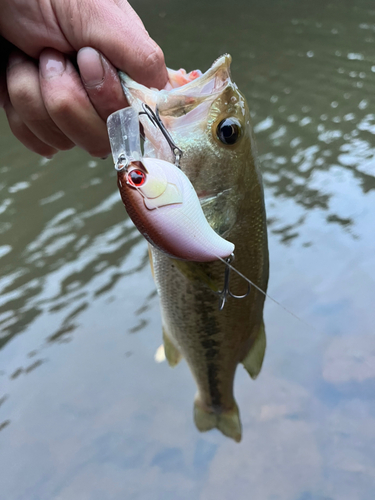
1, 0, 375, 498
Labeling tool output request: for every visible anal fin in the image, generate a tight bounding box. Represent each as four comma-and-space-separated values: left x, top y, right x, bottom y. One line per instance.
242, 321, 266, 379
163, 327, 182, 367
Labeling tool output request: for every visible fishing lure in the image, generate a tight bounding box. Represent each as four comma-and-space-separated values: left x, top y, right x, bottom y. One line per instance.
107, 107, 235, 262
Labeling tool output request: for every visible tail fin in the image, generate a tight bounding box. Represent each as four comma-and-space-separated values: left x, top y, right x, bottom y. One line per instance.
194, 399, 242, 442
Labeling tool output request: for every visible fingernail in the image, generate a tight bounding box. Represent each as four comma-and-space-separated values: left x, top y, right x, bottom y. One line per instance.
40, 50, 66, 79
78, 47, 104, 87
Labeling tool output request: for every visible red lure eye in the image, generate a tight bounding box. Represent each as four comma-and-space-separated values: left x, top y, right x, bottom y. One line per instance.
128, 169, 146, 187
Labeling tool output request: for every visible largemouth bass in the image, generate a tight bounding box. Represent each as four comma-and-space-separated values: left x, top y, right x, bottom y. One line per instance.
119, 55, 269, 442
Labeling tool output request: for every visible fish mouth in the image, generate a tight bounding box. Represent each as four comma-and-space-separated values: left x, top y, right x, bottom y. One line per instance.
119, 54, 233, 117
119, 55, 233, 161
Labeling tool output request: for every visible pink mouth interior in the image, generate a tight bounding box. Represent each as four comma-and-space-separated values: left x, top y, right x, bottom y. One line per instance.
164, 68, 202, 90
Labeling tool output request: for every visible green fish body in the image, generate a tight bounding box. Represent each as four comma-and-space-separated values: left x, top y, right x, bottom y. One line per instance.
120, 55, 269, 442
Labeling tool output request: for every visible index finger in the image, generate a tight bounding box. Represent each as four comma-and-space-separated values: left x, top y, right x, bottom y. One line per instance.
51, 0, 168, 90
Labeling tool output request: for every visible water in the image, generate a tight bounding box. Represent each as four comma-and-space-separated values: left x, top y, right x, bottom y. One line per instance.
1, 0, 375, 498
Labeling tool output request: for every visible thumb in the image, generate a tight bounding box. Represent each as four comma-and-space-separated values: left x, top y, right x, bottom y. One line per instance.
51, 0, 168, 90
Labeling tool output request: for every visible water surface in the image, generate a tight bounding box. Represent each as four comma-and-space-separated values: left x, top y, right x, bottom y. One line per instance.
1, 0, 375, 498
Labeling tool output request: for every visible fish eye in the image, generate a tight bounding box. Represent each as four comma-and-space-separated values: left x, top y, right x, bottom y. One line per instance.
128, 169, 146, 187
216, 118, 242, 145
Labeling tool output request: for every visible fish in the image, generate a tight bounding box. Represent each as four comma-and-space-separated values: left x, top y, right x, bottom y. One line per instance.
118, 55, 269, 442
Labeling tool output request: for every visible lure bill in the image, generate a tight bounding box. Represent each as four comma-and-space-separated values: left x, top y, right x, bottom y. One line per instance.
109, 55, 269, 442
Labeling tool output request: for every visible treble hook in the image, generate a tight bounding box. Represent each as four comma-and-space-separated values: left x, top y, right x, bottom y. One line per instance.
216, 253, 251, 311
139, 104, 184, 168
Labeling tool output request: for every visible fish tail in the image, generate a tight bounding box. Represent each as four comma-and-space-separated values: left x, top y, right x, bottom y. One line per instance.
194, 398, 242, 443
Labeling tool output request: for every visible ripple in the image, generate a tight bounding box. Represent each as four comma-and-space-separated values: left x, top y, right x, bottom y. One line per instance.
8, 181, 30, 193
0, 246, 11, 258
39, 191, 65, 205
1, 5, 375, 498
347, 52, 365, 60
254, 116, 274, 133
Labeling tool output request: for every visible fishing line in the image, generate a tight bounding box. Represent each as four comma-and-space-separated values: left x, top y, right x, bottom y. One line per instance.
213, 254, 314, 329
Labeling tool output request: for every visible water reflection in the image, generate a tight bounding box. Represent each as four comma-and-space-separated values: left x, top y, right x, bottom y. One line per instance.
0, 155, 146, 345
0, 0, 375, 497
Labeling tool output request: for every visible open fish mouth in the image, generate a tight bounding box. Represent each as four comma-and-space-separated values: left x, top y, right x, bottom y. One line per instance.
119, 54, 233, 115
118, 54, 236, 164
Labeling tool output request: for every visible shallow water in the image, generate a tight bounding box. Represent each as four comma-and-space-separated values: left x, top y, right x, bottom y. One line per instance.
1, 0, 375, 498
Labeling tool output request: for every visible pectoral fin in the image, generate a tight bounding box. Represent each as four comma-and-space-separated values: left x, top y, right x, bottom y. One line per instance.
163, 327, 182, 367
242, 322, 266, 379
148, 244, 155, 279
194, 399, 242, 443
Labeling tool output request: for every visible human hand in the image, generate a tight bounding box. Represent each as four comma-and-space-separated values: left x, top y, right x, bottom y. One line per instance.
0, 0, 168, 158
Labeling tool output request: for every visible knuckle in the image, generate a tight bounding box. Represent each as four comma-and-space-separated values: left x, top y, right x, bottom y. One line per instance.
8, 81, 38, 113
45, 132, 75, 151
145, 45, 165, 72
7, 96, 75, 152
6, 110, 56, 156
45, 90, 73, 117
6, 106, 25, 139
41, 126, 76, 151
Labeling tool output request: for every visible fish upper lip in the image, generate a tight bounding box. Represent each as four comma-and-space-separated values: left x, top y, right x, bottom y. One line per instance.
162, 53, 232, 95
119, 53, 232, 100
